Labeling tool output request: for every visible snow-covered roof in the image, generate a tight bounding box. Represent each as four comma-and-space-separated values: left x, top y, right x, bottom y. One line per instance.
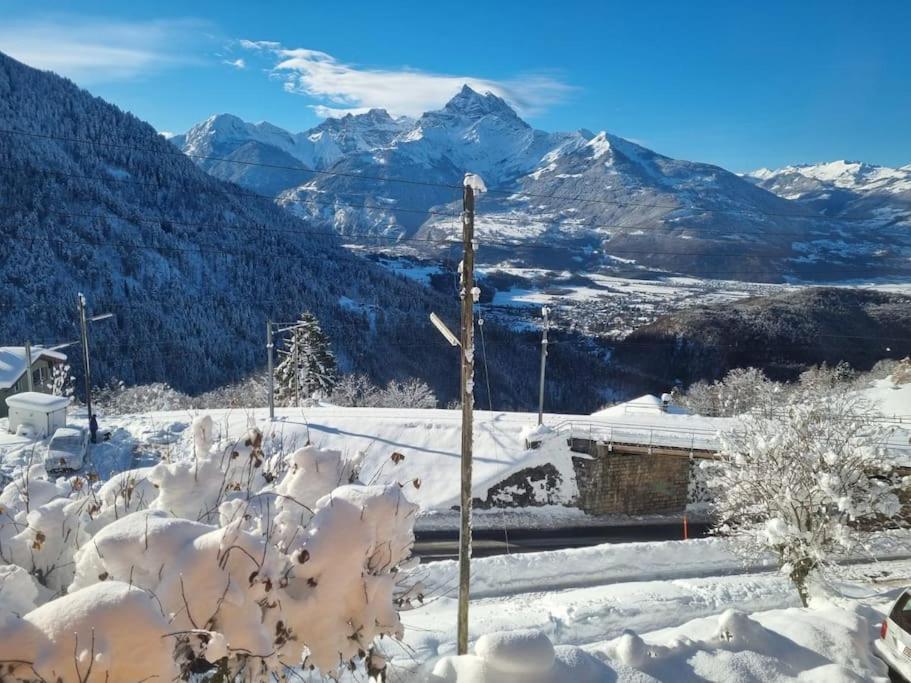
4, 392, 70, 411
0, 346, 67, 389
591, 394, 690, 417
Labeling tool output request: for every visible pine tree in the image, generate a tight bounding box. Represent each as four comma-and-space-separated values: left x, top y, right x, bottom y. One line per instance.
274, 313, 337, 405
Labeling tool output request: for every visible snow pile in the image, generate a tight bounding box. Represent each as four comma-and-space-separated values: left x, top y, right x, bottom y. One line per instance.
430, 629, 612, 682
0, 582, 180, 682
0, 413, 420, 681
0, 564, 40, 621
600, 603, 889, 681
464, 172, 488, 193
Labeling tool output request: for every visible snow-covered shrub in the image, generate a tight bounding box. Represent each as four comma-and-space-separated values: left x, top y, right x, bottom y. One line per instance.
0, 413, 419, 681
45, 361, 75, 398
703, 391, 904, 606
329, 373, 382, 407
680, 367, 783, 417
330, 373, 438, 409
148, 417, 268, 523
194, 370, 270, 408
87, 466, 159, 529
891, 356, 911, 385
0, 464, 83, 592
798, 360, 855, 394
0, 581, 181, 682
272, 445, 363, 548
376, 378, 438, 409
0, 565, 40, 620
94, 379, 194, 413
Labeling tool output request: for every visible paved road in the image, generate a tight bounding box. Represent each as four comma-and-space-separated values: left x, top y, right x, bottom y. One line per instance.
413, 522, 712, 561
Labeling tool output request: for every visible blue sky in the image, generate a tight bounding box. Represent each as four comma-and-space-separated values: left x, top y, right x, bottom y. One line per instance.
1, 0, 909, 172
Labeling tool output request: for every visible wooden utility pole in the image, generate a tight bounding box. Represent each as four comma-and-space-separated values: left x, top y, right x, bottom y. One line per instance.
267, 320, 275, 420
457, 182, 476, 655
24, 340, 34, 392
77, 293, 93, 419
537, 306, 550, 425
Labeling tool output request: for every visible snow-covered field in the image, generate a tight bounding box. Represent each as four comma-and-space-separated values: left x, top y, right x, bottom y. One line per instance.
2, 374, 908, 516
0, 403, 736, 518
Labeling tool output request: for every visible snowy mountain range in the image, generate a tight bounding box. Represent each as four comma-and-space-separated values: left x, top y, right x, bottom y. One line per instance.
175, 87, 911, 282
745, 161, 911, 227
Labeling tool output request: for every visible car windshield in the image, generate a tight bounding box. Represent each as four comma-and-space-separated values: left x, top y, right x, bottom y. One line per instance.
51, 435, 82, 449
890, 594, 911, 633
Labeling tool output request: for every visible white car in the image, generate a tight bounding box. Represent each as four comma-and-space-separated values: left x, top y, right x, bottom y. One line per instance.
876, 589, 911, 682
45, 427, 89, 474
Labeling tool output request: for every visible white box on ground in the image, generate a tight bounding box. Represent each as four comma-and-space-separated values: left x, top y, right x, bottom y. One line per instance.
5, 392, 69, 437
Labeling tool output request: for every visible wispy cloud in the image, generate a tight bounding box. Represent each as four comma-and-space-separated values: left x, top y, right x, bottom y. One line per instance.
223, 58, 246, 70
0, 17, 211, 84
240, 41, 573, 118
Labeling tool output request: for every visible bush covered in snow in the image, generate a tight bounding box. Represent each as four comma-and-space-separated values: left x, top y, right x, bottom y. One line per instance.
703, 390, 906, 606
330, 373, 438, 409
0, 414, 420, 681
678, 367, 783, 417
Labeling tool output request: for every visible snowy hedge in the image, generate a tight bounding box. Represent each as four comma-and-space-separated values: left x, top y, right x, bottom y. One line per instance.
0, 415, 420, 681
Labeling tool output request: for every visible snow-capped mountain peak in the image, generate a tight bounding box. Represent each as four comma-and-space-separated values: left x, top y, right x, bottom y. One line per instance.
746, 160, 911, 224
441, 84, 522, 120
747, 160, 911, 192
586, 131, 613, 159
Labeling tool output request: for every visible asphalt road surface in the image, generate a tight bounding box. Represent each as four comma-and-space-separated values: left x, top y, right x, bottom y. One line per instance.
413, 522, 712, 561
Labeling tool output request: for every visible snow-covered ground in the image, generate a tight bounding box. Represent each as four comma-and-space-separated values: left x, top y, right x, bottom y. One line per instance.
2, 377, 908, 517
390, 538, 911, 681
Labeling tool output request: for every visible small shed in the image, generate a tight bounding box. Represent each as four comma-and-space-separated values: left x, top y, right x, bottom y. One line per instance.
5, 392, 69, 437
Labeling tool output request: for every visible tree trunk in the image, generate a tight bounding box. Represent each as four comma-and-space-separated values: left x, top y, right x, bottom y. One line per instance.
788, 557, 817, 607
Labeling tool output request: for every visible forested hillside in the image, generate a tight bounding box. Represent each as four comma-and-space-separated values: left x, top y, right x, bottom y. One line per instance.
0, 52, 448, 397
0, 52, 612, 411
609, 287, 911, 393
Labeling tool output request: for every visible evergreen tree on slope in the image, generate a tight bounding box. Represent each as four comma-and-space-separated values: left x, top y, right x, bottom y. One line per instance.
275, 313, 337, 405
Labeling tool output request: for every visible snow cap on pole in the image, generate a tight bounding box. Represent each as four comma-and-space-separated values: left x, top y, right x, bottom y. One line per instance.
463, 173, 487, 193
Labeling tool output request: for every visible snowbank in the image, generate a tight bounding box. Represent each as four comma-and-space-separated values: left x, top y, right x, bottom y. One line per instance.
596, 603, 890, 682
430, 630, 613, 683
0, 582, 180, 682
421, 596, 894, 682
422, 531, 911, 599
